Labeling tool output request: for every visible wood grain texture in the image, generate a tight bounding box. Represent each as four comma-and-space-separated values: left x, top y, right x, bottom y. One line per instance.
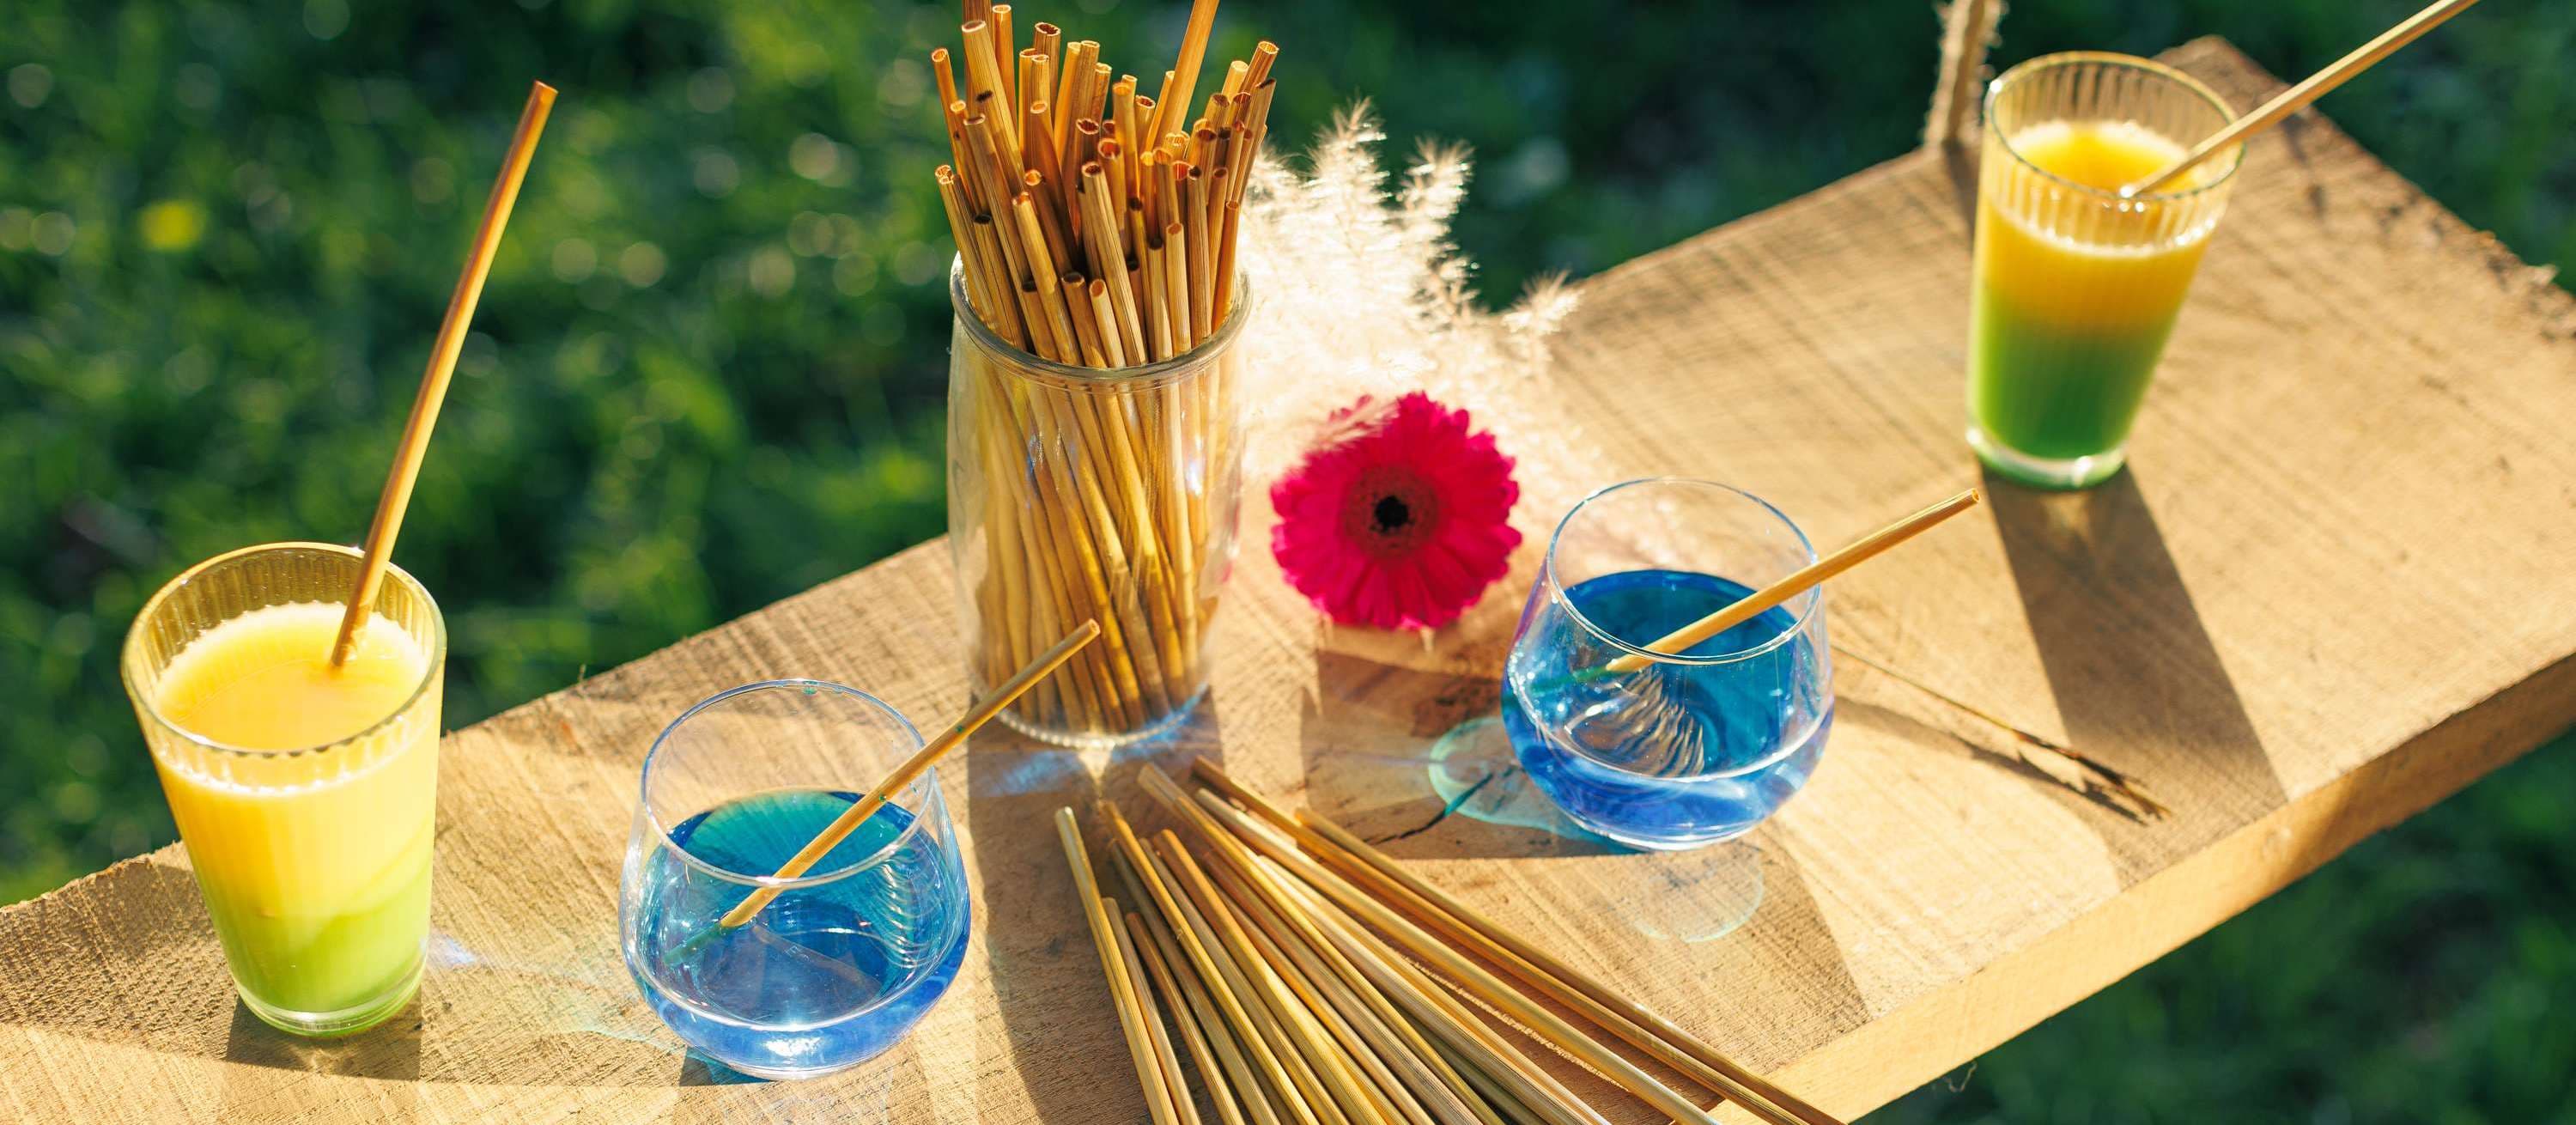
5, 39, 2573, 1124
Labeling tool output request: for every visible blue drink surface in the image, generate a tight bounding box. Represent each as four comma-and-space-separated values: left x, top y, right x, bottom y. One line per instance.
1505, 569, 1832, 849
624, 788, 969, 1079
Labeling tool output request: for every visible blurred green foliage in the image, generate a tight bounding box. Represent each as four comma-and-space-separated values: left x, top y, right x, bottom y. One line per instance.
0, 0, 2568, 1118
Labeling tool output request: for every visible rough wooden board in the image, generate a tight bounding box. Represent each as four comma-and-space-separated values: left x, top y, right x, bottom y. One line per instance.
5, 37, 2573, 1124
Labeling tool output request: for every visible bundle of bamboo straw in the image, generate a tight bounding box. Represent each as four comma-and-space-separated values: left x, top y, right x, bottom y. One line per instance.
1054, 762, 1849, 1125
935, 0, 1280, 743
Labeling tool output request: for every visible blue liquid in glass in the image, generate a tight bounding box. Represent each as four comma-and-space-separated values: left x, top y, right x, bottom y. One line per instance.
1505, 569, 1832, 849
628, 788, 969, 1079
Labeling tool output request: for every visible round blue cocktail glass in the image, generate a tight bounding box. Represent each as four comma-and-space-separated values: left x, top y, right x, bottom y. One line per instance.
1504, 478, 1834, 850
620, 680, 971, 1079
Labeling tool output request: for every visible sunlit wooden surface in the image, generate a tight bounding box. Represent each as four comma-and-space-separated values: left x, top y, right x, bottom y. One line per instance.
5, 39, 2572, 1124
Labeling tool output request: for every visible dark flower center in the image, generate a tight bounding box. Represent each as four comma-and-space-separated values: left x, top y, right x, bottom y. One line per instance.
1342, 465, 1441, 558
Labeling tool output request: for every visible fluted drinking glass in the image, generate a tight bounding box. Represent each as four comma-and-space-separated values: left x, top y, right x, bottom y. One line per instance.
1967, 52, 2243, 489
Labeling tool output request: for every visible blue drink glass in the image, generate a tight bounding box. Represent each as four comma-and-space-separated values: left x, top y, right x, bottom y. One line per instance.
1504, 479, 1834, 850
620, 680, 971, 1079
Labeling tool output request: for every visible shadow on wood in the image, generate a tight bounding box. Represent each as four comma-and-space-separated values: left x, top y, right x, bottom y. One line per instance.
1984, 466, 2285, 886
960, 702, 1233, 1125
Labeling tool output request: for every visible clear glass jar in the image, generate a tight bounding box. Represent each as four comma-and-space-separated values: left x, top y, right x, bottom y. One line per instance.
946, 261, 1249, 747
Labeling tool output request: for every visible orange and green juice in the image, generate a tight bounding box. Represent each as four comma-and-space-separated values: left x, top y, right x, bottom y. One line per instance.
126, 544, 443, 1037
1967, 54, 2240, 489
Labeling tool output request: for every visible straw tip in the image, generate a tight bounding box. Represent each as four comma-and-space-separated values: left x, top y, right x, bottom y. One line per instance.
530, 80, 559, 102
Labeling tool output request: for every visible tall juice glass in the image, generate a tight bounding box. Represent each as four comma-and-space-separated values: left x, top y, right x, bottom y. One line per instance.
121, 543, 444, 1037
1966, 52, 2243, 490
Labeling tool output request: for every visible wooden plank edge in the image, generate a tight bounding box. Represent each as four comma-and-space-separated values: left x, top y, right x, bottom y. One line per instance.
1746, 650, 2576, 1120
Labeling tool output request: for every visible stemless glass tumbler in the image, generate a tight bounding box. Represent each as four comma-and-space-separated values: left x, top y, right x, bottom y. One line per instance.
1503, 480, 1834, 850
621, 681, 971, 1079
122, 542, 445, 1037
946, 261, 1249, 749
1967, 52, 2243, 490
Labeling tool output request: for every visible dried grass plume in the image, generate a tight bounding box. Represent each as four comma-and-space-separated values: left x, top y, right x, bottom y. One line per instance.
1234, 103, 1597, 520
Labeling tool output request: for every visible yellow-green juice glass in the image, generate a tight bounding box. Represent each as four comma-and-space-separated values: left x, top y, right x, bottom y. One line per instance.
1967, 52, 2243, 490
122, 543, 444, 1037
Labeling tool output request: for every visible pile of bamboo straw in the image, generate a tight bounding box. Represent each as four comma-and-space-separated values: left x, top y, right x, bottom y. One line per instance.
935, 0, 1279, 742
1054, 761, 1849, 1125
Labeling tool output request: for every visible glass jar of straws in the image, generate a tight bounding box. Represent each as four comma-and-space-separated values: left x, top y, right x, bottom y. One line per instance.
946, 262, 1248, 747
1502, 479, 1835, 850
620, 680, 971, 1079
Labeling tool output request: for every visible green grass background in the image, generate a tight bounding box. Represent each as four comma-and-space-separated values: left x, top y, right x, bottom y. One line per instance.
2, 0, 2568, 1119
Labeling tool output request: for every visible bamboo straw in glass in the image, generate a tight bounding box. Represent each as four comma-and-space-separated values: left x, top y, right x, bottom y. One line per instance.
941, 9, 1272, 745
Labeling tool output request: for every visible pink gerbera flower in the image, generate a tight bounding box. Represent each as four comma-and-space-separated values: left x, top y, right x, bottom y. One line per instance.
1270, 392, 1522, 630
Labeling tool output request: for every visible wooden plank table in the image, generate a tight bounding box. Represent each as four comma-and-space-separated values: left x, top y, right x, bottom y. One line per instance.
5, 39, 2572, 1123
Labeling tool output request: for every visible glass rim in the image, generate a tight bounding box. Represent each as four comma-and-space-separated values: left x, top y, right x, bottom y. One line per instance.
948, 256, 1252, 389
120, 540, 447, 761
1984, 51, 2245, 204
637, 679, 940, 890
1541, 477, 1821, 666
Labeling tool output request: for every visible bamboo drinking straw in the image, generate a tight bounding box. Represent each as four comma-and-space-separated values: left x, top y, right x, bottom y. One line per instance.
1116, 906, 1206, 1125
1147, 914, 1285, 1125
1206, 860, 1453, 1125
1203, 848, 1501, 1125
331, 81, 555, 666
1129, 909, 1251, 1125
1151, 847, 1339, 1125
1061, 810, 1188, 1125
1193, 762, 1845, 1125
1244, 850, 1607, 1125
1133, 879, 1280, 1125
1302, 812, 1839, 1125
1138, 769, 1605, 1125
1288, 880, 1589, 1125
714, 620, 1098, 928
1593, 489, 1981, 678
1188, 791, 1729, 1125
1153, 0, 1222, 145
2124, 0, 2484, 196
993, 3, 1017, 102
1157, 833, 1377, 1125
1103, 802, 1330, 1125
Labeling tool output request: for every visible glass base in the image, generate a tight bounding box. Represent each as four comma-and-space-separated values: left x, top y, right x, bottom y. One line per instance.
994, 686, 1206, 750
1575, 815, 1760, 852
1967, 425, 2126, 490
238, 958, 422, 1038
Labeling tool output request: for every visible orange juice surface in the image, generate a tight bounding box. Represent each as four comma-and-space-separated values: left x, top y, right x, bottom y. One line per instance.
2014, 119, 2190, 191
160, 605, 427, 750
151, 602, 440, 1025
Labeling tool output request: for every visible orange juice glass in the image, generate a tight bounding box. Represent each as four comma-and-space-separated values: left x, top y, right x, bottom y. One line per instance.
121, 543, 444, 1037
1968, 52, 2243, 489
